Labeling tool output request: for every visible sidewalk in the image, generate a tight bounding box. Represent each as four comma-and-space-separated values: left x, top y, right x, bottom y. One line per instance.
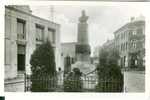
5, 73, 25, 92
123, 71, 145, 92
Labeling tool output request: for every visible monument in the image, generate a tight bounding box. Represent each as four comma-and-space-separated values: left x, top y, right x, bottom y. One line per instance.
71, 10, 95, 75
76, 10, 91, 62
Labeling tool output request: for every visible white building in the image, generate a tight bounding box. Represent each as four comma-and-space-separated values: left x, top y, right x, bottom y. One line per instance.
5, 6, 61, 80
61, 42, 76, 73
114, 16, 145, 69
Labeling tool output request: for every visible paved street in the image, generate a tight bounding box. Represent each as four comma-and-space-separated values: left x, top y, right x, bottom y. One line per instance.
123, 71, 145, 92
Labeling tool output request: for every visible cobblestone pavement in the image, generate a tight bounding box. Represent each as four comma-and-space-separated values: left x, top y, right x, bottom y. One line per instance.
123, 71, 145, 92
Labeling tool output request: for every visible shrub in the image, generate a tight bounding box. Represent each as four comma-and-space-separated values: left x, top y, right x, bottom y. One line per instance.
96, 48, 123, 92
30, 41, 56, 92
64, 68, 83, 92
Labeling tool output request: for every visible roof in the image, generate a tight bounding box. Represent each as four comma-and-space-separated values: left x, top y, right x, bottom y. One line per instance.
5, 6, 60, 27
114, 20, 145, 34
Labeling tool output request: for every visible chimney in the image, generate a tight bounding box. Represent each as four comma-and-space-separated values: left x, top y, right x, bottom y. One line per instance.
130, 17, 135, 22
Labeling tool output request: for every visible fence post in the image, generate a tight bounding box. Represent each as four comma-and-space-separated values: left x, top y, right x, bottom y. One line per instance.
24, 73, 26, 92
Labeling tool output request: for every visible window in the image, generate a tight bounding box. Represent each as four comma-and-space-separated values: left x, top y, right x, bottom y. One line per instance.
123, 43, 125, 51
131, 40, 136, 49
52, 31, 56, 43
142, 42, 145, 48
133, 31, 136, 35
36, 44, 41, 49
117, 35, 120, 40
36, 25, 44, 41
136, 28, 143, 35
119, 45, 121, 51
133, 42, 136, 48
126, 42, 128, 50
17, 19, 26, 39
61, 53, 63, 56
48, 28, 56, 44
121, 33, 123, 39
124, 32, 126, 40
121, 44, 123, 51
129, 30, 133, 36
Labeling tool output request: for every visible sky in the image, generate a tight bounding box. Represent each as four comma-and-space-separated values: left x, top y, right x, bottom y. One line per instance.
30, 5, 145, 55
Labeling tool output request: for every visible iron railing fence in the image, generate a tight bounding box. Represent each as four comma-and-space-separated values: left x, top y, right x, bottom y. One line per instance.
95, 77, 123, 92
25, 74, 123, 92
25, 74, 64, 92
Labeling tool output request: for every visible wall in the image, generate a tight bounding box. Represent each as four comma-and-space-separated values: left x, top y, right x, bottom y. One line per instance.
5, 6, 61, 80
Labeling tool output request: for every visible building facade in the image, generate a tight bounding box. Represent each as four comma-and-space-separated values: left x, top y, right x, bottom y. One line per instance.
93, 39, 115, 66
102, 39, 115, 51
5, 6, 61, 80
114, 17, 145, 69
61, 42, 76, 74
93, 46, 101, 65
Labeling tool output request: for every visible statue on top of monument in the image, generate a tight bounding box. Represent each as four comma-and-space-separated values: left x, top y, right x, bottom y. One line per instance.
79, 10, 88, 23
71, 9, 95, 76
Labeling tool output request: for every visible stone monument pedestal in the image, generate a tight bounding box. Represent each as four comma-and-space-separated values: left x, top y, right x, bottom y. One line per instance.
71, 61, 96, 89
71, 61, 95, 75
71, 10, 97, 90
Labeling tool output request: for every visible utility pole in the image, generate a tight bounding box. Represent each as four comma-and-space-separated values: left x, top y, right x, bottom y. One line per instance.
50, 5, 54, 22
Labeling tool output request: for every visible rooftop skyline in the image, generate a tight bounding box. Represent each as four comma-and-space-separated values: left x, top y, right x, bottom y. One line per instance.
30, 5, 145, 55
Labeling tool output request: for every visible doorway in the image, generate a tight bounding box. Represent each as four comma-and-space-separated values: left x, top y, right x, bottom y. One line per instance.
17, 54, 25, 71
17, 44, 26, 72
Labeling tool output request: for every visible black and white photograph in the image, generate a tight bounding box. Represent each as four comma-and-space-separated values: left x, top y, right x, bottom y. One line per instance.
27, 0, 150, 2
4, 5, 146, 93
